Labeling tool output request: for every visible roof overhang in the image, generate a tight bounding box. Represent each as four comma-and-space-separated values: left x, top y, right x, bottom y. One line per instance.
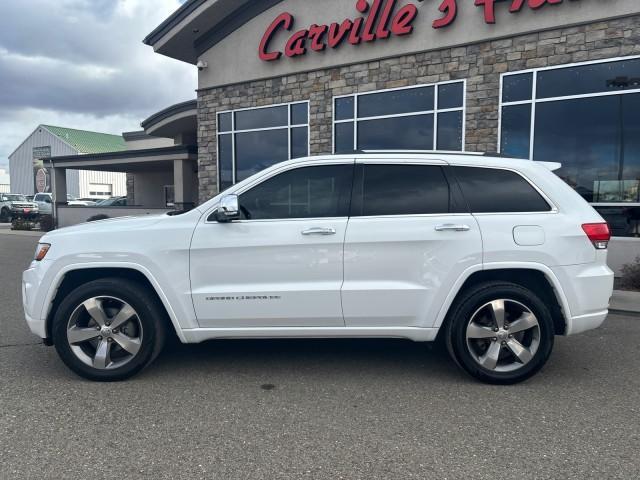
141, 100, 197, 138
143, 0, 284, 64
45, 145, 197, 173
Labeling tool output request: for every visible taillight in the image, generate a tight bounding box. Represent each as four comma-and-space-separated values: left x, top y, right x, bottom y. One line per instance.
582, 223, 611, 250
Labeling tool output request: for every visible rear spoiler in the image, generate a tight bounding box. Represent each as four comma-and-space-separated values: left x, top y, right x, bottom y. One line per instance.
537, 161, 562, 172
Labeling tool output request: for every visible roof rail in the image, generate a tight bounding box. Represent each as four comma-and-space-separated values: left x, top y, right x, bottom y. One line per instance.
359, 150, 484, 155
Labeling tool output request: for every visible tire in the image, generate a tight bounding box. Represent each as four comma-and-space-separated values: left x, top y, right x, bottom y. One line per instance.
52, 278, 166, 381
445, 281, 554, 385
0, 208, 11, 223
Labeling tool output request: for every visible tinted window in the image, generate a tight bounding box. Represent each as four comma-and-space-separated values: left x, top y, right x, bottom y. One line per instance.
335, 97, 355, 121
353, 165, 451, 216
438, 82, 464, 109
290, 103, 308, 125
239, 165, 353, 220
537, 58, 640, 99
235, 105, 288, 130
335, 122, 355, 153
235, 129, 289, 182
502, 73, 533, 103
436, 111, 463, 151
358, 114, 434, 151
500, 104, 531, 159
454, 167, 551, 213
534, 94, 640, 203
358, 86, 434, 117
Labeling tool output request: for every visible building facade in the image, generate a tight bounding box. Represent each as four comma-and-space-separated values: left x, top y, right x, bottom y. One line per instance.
136, 0, 636, 270
9, 125, 128, 198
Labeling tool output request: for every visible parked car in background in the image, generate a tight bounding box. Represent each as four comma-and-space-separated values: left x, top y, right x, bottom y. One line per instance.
0, 193, 39, 222
22, 152, 614, 384
95, 196, 127, 207
34, 193, 94, 215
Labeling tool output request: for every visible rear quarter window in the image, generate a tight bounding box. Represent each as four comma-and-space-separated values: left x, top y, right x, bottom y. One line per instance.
453, 166, 551, 213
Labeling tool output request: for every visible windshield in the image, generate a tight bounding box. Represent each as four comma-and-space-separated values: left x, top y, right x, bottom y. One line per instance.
67, 194, 78, 201
5, 194, 26, 202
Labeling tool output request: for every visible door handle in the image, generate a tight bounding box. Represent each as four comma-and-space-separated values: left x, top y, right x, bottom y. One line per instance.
301, 227, 336, 236
435, 224, 471, 232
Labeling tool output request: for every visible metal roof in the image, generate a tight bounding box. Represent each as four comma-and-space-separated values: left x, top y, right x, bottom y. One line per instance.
42, 125, 127, 154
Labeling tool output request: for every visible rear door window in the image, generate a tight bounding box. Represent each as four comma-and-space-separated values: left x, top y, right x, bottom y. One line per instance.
351, 164, 454, 216
453, 167, 551, 213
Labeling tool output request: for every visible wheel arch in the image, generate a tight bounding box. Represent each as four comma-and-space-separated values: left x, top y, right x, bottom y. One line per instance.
435, 264, 571, 336
44, 265, 187, 345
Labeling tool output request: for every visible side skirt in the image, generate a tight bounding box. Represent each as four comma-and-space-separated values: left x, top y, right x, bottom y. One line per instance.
180, 326, 439, 344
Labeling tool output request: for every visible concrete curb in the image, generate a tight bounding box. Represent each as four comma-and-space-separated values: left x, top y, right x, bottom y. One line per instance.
610, 290, 640, 315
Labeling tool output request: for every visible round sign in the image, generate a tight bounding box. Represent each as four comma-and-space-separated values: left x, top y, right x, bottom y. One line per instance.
36, 168, 48, 193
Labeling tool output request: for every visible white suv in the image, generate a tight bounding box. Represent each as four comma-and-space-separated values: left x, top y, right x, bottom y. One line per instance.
22, 153, 614, 384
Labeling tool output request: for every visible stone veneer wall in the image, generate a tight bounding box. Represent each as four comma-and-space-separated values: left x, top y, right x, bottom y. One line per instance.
197, 15, 640, 203
126, 173, 135, 205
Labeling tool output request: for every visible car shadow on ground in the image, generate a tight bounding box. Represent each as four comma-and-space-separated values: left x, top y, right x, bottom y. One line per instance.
149, 336, 468, 383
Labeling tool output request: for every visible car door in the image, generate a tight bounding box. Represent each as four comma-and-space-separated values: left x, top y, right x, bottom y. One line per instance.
342, 160, 483, 328
190, 161, 354, 328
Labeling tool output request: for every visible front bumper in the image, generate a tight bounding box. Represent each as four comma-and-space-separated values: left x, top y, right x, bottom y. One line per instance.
22, 262, 49, 339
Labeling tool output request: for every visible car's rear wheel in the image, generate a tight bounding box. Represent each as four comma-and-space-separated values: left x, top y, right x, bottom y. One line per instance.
446, 281, 555, 384
52, 278, 166, 381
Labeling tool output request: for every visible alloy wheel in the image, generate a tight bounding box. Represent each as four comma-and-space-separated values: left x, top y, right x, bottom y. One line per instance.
66, 296, 143, 370
465, 299, 540, 373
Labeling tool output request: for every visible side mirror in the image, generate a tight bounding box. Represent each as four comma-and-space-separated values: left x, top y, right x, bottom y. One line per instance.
214, 194, 240, 222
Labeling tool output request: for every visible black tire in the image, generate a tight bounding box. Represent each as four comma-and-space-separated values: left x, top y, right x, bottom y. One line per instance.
445, 281, 554, 385
52, 278, 166, 381
0, 208, 11, 223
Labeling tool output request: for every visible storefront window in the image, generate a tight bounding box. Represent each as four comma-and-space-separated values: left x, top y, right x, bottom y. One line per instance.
334, 81, 465, 153
216, 102, 309, 191
500, 57, 640, 236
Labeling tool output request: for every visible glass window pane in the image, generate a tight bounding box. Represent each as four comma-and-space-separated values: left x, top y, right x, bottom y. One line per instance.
235, 105, 288, 130
239, 165, 354, 220
217, 134, 233, 191
438, 82, 464, 109
335, 97, 355, 121
437, 111, 463, 151
537, 58, 640, 99
358, 114, 434, 150
358, 86, 434, 118
335, 122, 354, 153
291, 103, 308, 125
454, 167, 551, 213
291, 127, 308, 159
533, 96, 621, 203
502, 73, 533, 103
218, 112, 232, 132
594, 206, 640, 238
622, 93, 640, 203
235, 129, 289, 182
358, 165, 450, 216
500, 104, 531, 159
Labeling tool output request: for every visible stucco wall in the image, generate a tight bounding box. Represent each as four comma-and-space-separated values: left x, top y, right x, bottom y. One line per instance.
197, 14, 640, 203
199, 0, 640, 89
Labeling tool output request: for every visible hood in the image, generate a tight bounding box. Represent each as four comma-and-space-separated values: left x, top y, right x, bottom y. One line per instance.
43, 214, 167, 240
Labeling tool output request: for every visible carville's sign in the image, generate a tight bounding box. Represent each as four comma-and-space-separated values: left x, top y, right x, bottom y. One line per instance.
259, 0, 575, 61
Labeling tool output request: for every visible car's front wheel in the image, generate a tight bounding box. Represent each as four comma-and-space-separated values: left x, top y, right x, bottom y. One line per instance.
52, 278, 166, 381
446, 281, 555, 384
0, 207, 11, 223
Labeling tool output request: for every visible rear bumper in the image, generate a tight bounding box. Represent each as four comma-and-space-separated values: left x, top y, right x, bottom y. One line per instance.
551, 262, 614, 336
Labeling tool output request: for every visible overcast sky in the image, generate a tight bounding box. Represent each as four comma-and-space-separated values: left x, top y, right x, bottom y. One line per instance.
0, 0, 196, 170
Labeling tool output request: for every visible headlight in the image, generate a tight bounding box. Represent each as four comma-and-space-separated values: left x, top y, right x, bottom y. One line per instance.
35, 243, 51, 261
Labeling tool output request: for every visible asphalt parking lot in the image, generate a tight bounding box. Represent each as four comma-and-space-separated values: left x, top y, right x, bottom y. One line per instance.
1, 230, 639, 479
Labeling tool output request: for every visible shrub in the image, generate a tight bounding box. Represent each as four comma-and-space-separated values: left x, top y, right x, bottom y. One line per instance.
620, 256, 640, 291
